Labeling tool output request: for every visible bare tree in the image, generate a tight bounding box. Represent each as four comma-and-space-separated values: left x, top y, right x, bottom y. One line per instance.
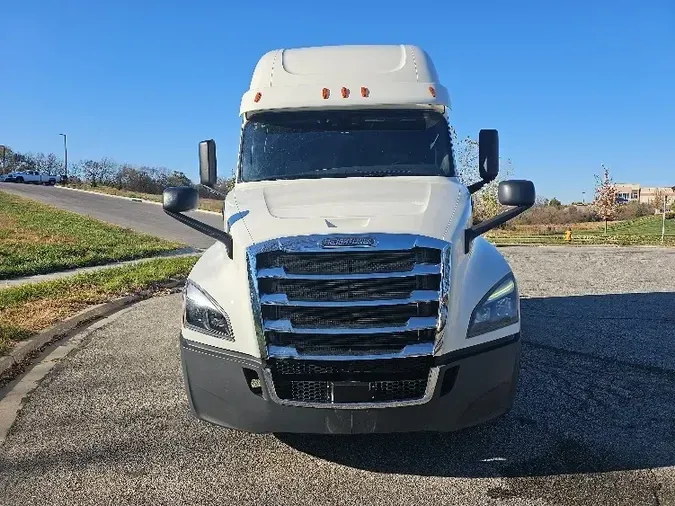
0, 145, 12, 173
80, 160, 101, 185
13, 152, 36, 171
98, 157, 117, 184
593, 164, 619, 233
45, 153, 62, 174
25, 152, 45, 172
80, 158, 117, 186
652, 188, 666, 212
22, 152, 60, 174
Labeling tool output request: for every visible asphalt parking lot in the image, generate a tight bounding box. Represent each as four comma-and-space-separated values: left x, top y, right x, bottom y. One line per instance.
1, 246, 674, 505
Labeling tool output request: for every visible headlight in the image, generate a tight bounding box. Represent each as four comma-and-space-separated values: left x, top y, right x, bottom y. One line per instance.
183, 280, 233, 340
467, 274, 519, 338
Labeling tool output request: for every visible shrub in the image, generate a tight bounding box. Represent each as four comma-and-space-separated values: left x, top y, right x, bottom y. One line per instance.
615, 201, 654, 221
515, 204, 598, 225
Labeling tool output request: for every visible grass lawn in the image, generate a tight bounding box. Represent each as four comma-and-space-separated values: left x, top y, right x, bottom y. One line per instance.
488, 216, 675, 246
0, 191, 184, 279
603, 215, 675, 235
0, 255, 198, 355
62, 183, 224, 213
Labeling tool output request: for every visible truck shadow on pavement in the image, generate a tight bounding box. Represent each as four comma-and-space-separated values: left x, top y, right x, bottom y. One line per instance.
278, 291, 675, 482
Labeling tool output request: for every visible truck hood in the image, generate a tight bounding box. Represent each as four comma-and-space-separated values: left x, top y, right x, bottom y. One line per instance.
224, 176, 470, 249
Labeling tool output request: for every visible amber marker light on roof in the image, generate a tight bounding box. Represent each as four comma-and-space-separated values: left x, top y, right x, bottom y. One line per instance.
341, 87, 349, 98
322, 88, 330, 99
254, 92, 262, 103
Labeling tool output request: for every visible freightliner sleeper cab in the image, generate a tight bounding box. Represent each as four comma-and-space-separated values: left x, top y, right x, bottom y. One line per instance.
162, 44, 535, 434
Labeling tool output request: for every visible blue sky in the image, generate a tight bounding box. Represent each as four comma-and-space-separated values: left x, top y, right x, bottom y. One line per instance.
1, 0, 673, 203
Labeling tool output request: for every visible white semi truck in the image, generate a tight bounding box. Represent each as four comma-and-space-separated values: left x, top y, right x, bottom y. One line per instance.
162, 45, 535, 434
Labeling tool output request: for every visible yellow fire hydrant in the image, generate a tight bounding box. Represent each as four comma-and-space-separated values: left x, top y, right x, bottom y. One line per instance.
565, 228, 573, 242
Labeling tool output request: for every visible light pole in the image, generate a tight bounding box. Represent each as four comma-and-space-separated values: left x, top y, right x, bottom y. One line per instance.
663, 187, 675, 244
581, 191, 586, 204
59, 133, 68, 180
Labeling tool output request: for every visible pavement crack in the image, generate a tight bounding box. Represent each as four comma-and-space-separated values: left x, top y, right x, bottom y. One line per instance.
650, 469, 663, 506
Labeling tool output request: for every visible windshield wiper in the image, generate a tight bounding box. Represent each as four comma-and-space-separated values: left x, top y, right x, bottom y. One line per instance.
245, 166, 444, 182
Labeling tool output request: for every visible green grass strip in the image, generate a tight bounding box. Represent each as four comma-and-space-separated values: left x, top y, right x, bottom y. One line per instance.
0, 190, 184, 278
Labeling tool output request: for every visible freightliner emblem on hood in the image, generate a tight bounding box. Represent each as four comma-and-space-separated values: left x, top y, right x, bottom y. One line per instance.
320, 236, 377, 249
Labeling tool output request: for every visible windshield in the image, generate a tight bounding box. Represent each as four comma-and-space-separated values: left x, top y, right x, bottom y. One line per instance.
239, 109, 455, 182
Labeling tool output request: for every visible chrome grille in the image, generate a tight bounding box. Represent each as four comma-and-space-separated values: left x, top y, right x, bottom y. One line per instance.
248, 234, 450, 406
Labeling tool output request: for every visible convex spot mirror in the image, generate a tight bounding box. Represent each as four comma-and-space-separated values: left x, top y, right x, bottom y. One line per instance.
163, 186, 199, 213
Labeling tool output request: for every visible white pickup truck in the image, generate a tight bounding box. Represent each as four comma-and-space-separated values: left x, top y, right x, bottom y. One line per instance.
5, 170, 59, 185
162, 44, 535, 434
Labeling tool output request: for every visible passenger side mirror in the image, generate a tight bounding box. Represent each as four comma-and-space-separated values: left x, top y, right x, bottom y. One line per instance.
199, 139, 218, 187
478, 129, 499, 182
163, 186, 199, 213
465, 178, 536, 253
498, 180, 536, 207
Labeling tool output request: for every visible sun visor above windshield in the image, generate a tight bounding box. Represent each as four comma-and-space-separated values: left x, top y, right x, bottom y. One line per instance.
240, 45, 450, 116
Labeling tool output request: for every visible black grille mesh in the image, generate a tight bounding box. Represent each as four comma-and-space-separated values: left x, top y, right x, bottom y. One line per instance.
270, 357, 431, 403
270, 356, 431, 380
268, 329, 435, 351
258, 275, 440, 302
290, 381, 331, 403
277, 378, 428, 403
257, 248, 440, 275
263, 302, 437, 328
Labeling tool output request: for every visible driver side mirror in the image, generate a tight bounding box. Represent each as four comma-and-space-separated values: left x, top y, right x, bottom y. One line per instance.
162, 184, 233, 258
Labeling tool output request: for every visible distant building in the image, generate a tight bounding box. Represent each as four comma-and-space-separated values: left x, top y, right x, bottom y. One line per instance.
615, 183, 675, 205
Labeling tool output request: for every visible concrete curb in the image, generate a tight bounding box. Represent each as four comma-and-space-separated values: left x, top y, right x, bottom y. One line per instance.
56, 184, 222, 216
0, 281, 183, 384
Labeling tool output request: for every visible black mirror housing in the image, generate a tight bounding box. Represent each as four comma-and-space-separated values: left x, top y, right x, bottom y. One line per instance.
498, 180, 536, 207
162, 185, 233, 258
478, 129, 499, 182
163, 186, 199, 213
199, 139, 217, 187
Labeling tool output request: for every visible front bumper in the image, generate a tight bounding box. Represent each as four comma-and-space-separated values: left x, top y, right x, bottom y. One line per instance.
180, 333, 520, 434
